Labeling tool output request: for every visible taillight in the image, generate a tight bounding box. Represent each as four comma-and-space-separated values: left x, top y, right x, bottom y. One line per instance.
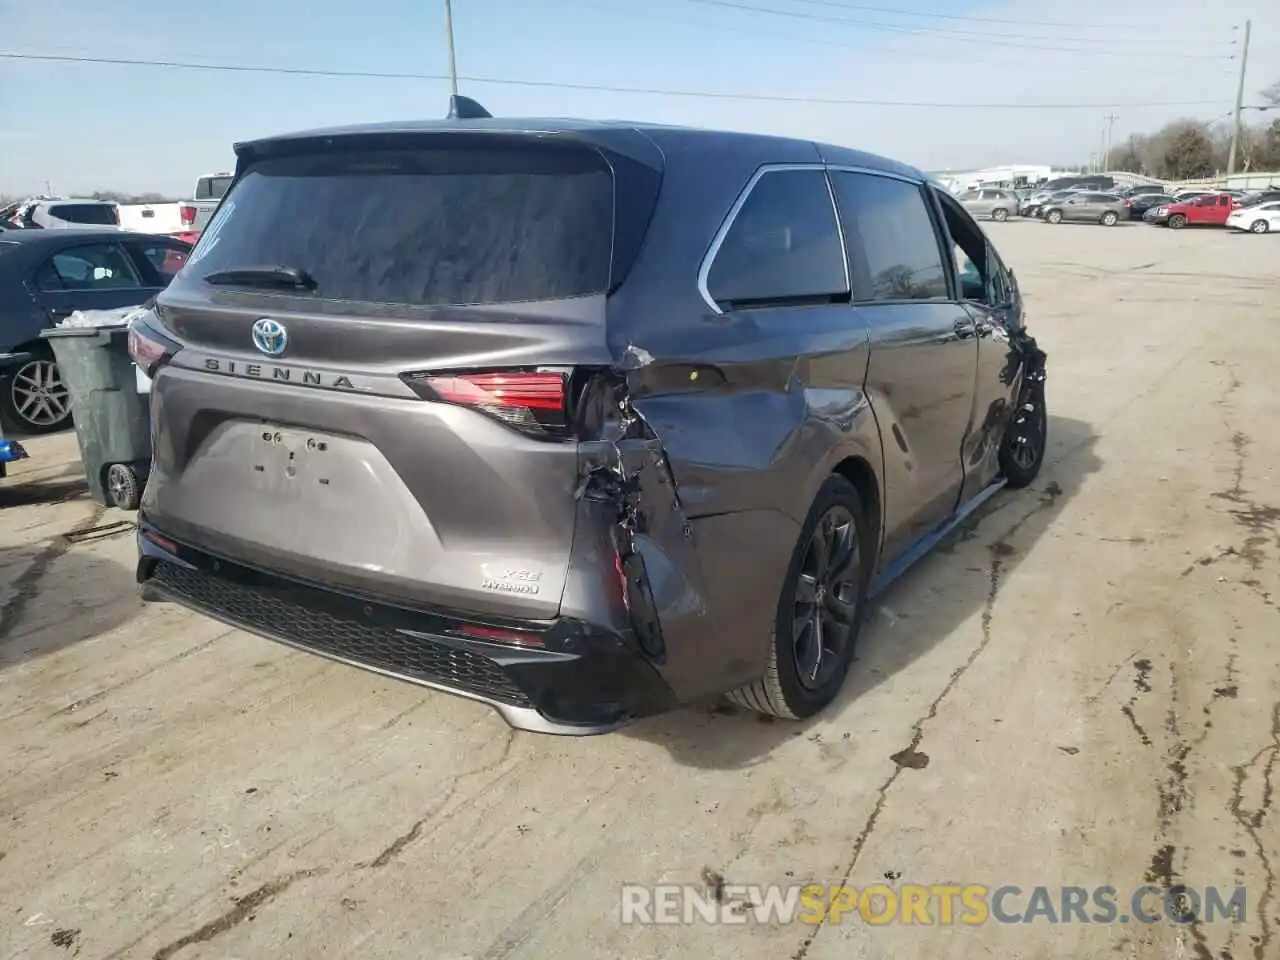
179, 204, 196, 226
403, 369, 570, 440
127, 317, 182, 378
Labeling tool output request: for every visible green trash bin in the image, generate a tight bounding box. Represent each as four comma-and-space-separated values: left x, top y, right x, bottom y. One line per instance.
40, 323, 151, 510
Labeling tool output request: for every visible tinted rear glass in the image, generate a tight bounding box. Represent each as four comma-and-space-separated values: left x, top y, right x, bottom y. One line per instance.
196, 176, 234, 200
182, 145, 615, 306
49, 204, 117, 225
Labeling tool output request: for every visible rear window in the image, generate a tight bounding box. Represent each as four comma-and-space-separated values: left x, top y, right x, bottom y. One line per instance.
182, 145, 615, 306
48, 203, 118, 225
195, 176, 234, 200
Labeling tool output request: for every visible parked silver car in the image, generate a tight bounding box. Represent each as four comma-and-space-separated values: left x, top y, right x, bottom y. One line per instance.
960, 188, 1018, 222
1041, 192, 1129, 226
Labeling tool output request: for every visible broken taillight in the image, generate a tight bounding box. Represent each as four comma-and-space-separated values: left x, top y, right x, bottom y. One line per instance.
127, 317, 182, 378
403, 370, 571, 440
179, 204, 196, 226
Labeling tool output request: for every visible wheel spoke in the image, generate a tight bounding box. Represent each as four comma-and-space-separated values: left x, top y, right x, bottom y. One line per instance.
795, 573, 819, 604
810, 516, 831, 579
794, 618, 821, 681
828, 521, 858, 581
807, 612, 825, 683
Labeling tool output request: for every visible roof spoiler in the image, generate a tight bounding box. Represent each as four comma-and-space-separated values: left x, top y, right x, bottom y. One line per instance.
448, 94, 492, 120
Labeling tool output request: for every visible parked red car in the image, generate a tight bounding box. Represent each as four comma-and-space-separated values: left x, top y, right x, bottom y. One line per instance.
1147, 193, 1236, 229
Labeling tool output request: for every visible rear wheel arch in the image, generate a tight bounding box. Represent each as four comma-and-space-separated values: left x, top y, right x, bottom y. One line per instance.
829, 455, 882, 568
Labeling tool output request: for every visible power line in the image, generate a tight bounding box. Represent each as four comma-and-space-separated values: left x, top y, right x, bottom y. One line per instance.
0, 52, 1232, 110
776, 0, 1224, 32
777, 0, 1224, 46
681, 0, 1234, 58
568, 3, 1200, 74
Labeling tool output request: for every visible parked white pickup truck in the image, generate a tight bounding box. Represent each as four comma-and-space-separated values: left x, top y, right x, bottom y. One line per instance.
118, 202, 183, 234
178, 172, 233, 235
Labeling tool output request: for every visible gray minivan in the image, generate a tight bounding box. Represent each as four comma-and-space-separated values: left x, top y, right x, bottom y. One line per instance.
131, 98, 1048, 735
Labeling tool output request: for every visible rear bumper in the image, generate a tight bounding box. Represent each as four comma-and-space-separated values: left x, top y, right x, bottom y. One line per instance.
136, 521, 679, 735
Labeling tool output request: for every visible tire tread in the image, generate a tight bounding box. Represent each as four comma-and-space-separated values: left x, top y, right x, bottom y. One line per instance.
726, 475, 868, 721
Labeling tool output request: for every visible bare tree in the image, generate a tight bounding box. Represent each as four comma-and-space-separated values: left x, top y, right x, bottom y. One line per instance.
1109, 135, 1147, 174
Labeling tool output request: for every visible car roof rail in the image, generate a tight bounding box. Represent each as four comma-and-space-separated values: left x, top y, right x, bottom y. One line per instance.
448, 94, 492, 120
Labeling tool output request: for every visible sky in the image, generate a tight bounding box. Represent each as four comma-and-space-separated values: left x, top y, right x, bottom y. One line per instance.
0, 0, 1277, 197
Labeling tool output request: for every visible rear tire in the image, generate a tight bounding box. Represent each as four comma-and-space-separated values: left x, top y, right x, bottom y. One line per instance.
1251, 219, 1269, 234
726, 476, 870, 720
1101, 211, 1119, 226
1168, 214, 1187, 230
1046, 209, 1063, 224
992, 208, 1009, 222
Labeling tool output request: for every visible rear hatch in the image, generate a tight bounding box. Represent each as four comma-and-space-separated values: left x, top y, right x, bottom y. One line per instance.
145, 128, 662, 619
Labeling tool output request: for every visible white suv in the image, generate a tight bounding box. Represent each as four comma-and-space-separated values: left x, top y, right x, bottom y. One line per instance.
4, 198, 120, 230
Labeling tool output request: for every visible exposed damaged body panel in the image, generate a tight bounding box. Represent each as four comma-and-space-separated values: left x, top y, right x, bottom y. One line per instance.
133, 115, 1049, 733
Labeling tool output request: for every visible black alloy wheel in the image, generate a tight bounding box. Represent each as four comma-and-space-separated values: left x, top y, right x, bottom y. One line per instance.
792, 505, 861, 691
726, 475, 869, 720
1000, 387, 1048, 489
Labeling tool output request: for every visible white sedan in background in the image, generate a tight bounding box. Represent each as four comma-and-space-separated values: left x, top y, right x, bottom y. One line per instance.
1226, 201, 1280, 234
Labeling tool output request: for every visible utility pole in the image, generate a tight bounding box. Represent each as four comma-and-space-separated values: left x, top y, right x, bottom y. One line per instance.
1102, 114, 1119, 171
1097, 123, 1107, 173
443, 0, 459, 97
1226, 19, 1251, 177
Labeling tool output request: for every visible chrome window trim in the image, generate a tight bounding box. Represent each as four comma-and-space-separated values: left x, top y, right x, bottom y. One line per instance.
696, 162, 854, 315
822, 169, 853, 302
826, 163, 925, 186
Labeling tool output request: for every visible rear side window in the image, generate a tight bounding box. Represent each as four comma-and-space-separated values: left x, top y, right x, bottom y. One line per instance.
182, 145, 615, 306
705, 169, 847, 309
35, 243, 142, 291
195, 176, 233, 200
830, 171, 948, 302
47, 204, 118, 225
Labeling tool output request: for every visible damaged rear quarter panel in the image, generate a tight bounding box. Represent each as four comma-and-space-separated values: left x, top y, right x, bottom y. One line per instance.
586, 307, 882, 702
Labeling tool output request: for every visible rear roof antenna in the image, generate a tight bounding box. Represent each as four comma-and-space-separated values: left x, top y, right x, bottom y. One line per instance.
448, 94, 492, 120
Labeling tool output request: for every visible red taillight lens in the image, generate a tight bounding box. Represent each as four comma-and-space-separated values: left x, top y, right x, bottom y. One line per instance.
179, 204, 196, 226
405, 370, 570, 439
428, 372, 565, 410
128, 320, 180, 378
